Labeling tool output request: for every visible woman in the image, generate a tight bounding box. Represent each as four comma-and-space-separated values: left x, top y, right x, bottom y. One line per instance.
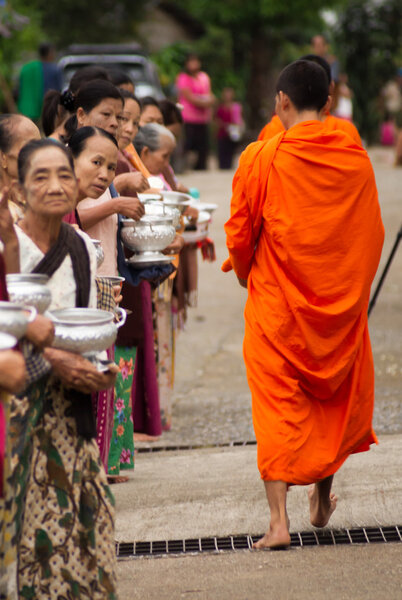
0, 114, 40, 221
69, 80, 144, 274
69, 126, 124, 476
176, 53, 215, 170
215, 87, 243, 169
139, 96, 164, 126
134, 124, 184, 430
114, 90, 149, 194
11, 138, 119, 598
134, 123, 176, 189
41, 66, 112, 142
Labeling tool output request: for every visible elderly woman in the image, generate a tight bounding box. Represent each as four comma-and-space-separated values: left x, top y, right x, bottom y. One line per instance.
133, 124, 189, 430
0, 114, 40, 221
5, 138, 119, 598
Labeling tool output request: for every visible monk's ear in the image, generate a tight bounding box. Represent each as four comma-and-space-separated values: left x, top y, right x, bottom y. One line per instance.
280, 92, 291, 112
323, 95, 332, 114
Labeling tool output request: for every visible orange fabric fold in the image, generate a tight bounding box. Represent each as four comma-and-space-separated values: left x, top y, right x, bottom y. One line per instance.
224, 120, 384, 485
257, 115, 284, 142
257, 113, 362, 146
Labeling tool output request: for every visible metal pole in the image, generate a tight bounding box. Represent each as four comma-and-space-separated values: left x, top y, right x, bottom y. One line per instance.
368, 224, 402, 317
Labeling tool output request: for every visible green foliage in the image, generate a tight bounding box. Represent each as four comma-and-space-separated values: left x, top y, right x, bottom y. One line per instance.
335, 0, 402, 144
11, 0, 148, 48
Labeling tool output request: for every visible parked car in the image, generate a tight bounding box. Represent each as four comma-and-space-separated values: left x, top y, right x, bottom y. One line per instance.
58, 43, 165, 100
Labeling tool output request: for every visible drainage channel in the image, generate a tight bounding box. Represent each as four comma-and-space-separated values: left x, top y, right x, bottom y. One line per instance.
136, 440, 257, 454
116, 525, 402, 559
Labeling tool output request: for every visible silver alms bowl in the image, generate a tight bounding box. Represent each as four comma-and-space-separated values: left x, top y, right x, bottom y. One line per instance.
49, 307, 127, 356
92, 239, 105, 269
144, 202, 181, 229
0, 301, 37, 339
121, 215, 176, 253
160, 190, 192, 214
6, 273, 52, 314
0, 331, 18, 351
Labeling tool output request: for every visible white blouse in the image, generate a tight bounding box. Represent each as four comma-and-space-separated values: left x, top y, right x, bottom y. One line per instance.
15, 226, 97, 310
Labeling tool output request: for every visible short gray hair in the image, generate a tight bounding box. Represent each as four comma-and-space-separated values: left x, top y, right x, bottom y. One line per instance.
133, 123, 175, 155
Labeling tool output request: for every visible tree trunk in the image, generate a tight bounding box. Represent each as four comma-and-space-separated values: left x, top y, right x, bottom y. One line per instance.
245, 30, 276, 135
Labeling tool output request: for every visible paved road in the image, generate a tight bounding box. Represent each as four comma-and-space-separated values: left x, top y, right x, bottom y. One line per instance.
116, 148, 402, 599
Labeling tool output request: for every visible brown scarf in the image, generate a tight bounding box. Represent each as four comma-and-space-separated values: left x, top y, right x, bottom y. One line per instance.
32, 222, 91, 308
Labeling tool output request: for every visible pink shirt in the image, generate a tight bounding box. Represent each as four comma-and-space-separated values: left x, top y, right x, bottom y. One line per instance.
176, 71, 212, 124
78, 189, 118, 276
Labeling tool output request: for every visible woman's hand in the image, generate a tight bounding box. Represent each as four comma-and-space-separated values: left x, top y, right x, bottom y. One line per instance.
112, 285, 123, 305
162, 233, 185, 255
116, 196, 145, 221
237, 277, 248, 289
183, 206, 199, 222
0, 349, 27, 394
43, 348, 119, 393
114, 172, 149, 195
25, 315, 55, 349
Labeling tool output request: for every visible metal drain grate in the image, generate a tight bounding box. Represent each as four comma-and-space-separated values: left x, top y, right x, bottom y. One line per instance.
136, 440, 257, 454
116, 525, 402, 559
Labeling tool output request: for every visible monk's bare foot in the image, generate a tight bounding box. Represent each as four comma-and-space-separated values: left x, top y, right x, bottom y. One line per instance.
308, 484, 338, 527
134, 433, 160, 442
107, 475, 129, 484
253, 521, 291, 550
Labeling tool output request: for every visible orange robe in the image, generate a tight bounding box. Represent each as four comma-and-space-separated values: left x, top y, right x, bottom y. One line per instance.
257, 115, 284, 141
223, 120, 384, 485
258, 113, 362, 146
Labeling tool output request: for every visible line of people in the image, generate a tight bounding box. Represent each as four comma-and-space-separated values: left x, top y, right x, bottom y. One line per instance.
0, 69, 214, 597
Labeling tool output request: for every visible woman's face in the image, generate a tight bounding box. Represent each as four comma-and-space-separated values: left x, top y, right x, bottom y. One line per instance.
77, 98, 123, 136
141, 135, 176, 175
139, 104, 164, 127
1, 118, 40, 181
21, 147, 78, 218
117, 98, 141, 150
74, 135, 118, 200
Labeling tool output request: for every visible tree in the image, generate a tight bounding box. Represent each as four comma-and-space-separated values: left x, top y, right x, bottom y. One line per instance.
13, 0, 148, 48
165, 0, 343, 131
334, 0, 402, 144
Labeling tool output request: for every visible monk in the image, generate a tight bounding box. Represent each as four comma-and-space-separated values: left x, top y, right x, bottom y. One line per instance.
258, 55, 362, 146
223, 60, 384, 549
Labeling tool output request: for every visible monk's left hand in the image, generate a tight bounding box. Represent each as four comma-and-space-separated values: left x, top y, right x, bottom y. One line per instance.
237, 277, 248, 288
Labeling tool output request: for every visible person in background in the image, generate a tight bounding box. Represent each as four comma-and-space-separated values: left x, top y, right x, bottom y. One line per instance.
160, 99, 186, 174
311, 34, 339, 83
139, 96, 164, 126
108, 67, 135, 94
176, 53, 215, 170
215, 87, 244, 169
17, 42, 63, 122
0, 115, 41, 221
